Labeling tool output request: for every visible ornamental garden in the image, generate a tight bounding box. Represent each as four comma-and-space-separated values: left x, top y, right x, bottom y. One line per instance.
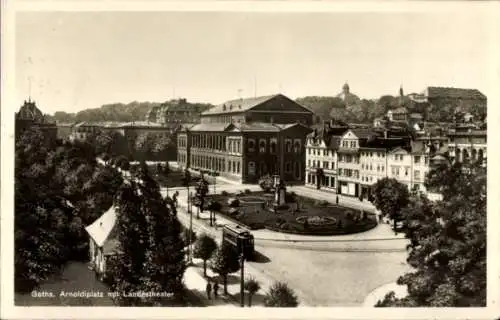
200, 175, 377, 236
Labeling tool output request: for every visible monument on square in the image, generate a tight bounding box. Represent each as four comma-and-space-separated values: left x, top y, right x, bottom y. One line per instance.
272, 175, 286, 213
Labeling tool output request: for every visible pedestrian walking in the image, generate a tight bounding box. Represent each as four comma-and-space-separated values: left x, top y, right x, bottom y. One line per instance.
206, 281, 212, 300
336, 195, 339, 205
213, 282, 219, 298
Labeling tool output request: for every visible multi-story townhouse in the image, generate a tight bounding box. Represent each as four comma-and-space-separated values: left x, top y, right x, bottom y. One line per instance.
358, 134, 410, 199
387, 147, 413, 189
359, 146, 388, 200
336, 129, 371, 197
305, 121, 348, 190
387, 141, 432, 192
410, 141, 432, 193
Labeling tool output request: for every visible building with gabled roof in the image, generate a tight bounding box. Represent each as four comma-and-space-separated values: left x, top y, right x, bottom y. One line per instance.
178, 93, 314, 184
305, 120, 350, 191
85, 205, 121, 279
200, 93, 314, 126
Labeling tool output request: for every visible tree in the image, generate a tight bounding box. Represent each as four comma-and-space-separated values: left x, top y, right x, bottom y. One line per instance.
258, 174, 274, 193
193, 234, 218, 277
210, 243, 240, 295
208, 200, 222, 226
264, 281, 299, 307
195, 177, 209, 217
244, 277, 261, 307
372, 178, 410, 231
111, 166, 186, 305
377, 162, 486, 307
108, 181, 147, 306
14, 127, 110, 292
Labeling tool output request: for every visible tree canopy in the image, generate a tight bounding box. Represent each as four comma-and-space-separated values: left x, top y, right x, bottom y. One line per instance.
377, 162, 486, 307
193, 234, 218, 277
109, 165, 186, 305
372, 177, 410, 223
15, 127, 123, 292
210, 242, 240, 295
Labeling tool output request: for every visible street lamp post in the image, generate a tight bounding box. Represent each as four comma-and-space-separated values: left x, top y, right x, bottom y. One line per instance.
188, 191, 193, 265
239, 252, 245, 308
212, 171, 216, 194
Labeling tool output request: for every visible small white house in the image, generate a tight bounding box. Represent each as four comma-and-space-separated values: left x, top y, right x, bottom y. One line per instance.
85, 206, 120, 279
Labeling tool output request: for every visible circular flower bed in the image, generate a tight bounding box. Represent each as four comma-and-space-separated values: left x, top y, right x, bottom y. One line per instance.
295, 215, 337, 226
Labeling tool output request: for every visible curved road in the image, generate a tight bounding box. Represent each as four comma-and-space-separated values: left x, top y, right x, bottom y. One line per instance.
108, 162, 410, 306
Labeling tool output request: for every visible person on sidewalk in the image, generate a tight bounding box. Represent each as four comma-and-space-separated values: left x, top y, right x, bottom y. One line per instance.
206, 281, 212, 300
336, 195, 339, 205
213, 282, 219, 298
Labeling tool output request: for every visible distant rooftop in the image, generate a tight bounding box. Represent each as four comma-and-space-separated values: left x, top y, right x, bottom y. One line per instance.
424, 87, 486, 100
202, 94, 281, 115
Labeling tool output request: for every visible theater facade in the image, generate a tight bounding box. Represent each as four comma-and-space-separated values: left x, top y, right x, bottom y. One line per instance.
177, 94, 314, 184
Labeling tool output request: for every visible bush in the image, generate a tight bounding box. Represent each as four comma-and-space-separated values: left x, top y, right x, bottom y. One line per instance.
258, 174, 274, 192
314, 200, 329, 207
244, 189, 252, 194
221, 190, 229, 196
264, 282, 299, 307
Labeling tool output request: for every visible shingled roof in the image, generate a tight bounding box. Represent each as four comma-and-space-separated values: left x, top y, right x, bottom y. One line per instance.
425, 87, 486, 100
202, 94, 280, 115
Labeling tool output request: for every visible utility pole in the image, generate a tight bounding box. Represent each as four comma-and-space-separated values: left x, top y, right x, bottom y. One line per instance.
185, 169, 193, 265
189, 191, 193, 264
240, 253, 245, 307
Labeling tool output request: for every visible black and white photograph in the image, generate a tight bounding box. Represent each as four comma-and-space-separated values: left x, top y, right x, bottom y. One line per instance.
1, 1, 499, 319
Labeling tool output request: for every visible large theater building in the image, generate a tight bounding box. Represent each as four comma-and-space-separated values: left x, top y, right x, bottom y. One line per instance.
177, 94, 314, 184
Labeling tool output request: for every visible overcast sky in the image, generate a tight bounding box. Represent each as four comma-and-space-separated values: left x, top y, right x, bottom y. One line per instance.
15, 10, 494, 114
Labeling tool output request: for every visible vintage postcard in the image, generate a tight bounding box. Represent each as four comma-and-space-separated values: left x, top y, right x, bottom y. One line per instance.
1, 1, 499, 319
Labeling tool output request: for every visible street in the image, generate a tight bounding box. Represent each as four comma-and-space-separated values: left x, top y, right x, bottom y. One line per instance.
165, 183, 411, 306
